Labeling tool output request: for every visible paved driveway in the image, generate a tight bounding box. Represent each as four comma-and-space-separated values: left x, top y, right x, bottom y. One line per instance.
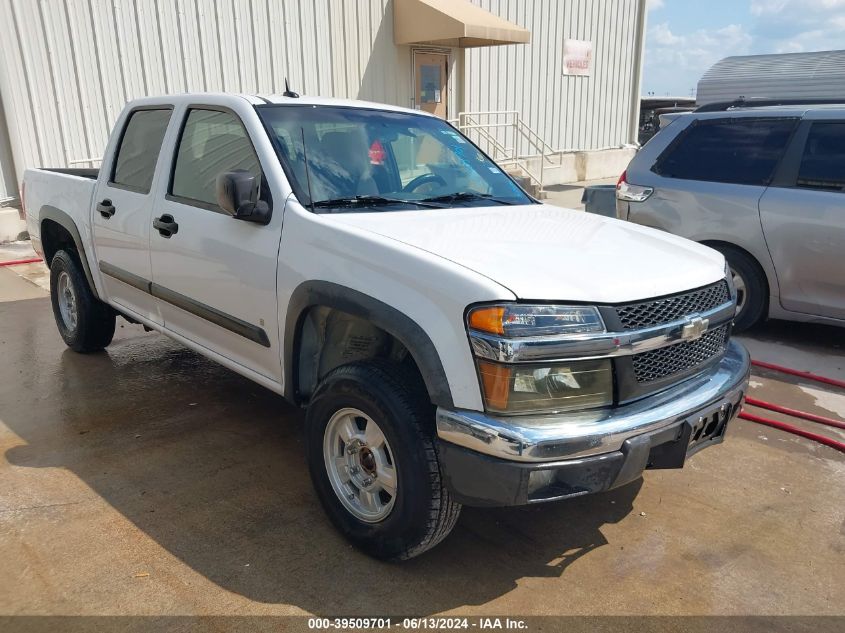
0, 265, 843, 618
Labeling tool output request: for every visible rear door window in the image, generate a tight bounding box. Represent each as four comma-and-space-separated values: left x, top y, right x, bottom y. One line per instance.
654, 117, 797, 186
111, 109, 172, 193
796, 122, 845, 192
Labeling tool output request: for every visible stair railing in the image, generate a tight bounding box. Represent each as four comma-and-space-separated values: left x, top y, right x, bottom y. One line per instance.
452, 111, 559, 193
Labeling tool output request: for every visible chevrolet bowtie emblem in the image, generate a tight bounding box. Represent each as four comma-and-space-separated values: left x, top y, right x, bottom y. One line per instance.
681, 315, 709, 341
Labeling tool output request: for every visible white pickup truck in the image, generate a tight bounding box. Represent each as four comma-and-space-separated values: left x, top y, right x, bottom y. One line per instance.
23, 93, 750, 560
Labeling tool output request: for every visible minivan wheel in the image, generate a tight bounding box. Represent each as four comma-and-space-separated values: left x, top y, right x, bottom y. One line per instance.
305, 360, 461, 560
50, 249, 116, 352
717, 246, 767, 333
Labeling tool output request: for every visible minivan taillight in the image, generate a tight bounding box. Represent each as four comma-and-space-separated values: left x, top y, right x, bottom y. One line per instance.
616, 170, 627, 188
616, 171, 654, 203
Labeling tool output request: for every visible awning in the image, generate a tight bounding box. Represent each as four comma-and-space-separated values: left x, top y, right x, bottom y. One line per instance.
394, 0, 530, 48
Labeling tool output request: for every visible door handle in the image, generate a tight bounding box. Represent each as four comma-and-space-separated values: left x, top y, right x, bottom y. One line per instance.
97, 199, 115, 219
153, 214, 179, 238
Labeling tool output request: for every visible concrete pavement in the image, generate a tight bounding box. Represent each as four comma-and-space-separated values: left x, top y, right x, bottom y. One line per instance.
0, 264, 843, 618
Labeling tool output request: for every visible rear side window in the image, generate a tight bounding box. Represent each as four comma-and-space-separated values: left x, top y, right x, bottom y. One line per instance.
111, 109, 172, 193
654, 117, 797, 186
170, 109, 261, 209
797, 122, 845, 192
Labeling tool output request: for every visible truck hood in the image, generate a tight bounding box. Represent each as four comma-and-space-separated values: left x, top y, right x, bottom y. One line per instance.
328, 204, 725, 303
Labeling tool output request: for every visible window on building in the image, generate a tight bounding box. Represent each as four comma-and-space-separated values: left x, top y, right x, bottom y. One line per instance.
171, 109, 261, 208
654, 117, 798, 186
111, 109, 172, 193
796, 122, 845, 192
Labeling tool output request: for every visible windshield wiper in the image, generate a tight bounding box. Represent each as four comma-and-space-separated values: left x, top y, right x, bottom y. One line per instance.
312, 195, 444, 210
420, 191, 516, 205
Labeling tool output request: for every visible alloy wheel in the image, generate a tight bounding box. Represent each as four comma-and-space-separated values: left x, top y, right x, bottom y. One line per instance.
323, 407, 398, 523
731, 266, 747, 318
56, 271, 78, 332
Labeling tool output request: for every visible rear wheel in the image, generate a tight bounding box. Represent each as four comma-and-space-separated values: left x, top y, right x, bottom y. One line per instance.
717, 246, 767, 333
50, 249, 115, 352
306, 360, 461, 560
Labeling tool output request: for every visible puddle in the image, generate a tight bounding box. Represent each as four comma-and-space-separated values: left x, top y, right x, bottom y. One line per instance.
798, 385, 845, 419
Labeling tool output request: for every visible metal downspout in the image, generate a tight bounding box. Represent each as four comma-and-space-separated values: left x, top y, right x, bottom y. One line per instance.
628, 0, 649, 145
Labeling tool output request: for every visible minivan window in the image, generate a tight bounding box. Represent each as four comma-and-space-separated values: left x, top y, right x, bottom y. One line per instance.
654, 117, 797, 186
111, 109, 172, 193
171, 109, 261, 209
797, 122, 845, 192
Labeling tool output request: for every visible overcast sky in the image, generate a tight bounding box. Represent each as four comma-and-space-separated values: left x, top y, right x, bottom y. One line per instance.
642, 0, 845, 97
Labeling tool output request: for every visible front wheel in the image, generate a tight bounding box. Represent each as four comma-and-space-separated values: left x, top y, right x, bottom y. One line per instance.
306, 360, 461, 560
50, 249, 116, 352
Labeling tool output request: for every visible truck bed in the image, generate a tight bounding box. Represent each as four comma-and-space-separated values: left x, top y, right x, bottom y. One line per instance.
41, 167, 99, 180
23, 167, 99, 264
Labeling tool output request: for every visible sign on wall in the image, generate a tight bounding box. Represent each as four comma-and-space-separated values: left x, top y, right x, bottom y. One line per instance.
563, 39, 593, 76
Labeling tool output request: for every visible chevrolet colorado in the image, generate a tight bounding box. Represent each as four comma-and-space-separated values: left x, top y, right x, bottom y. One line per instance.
23, 93, 749, 560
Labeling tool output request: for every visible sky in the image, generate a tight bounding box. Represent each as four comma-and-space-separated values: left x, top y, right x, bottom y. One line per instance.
643, 0, 845, 97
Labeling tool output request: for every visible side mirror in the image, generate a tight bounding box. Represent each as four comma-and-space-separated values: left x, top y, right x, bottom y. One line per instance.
216, 170, 271, 224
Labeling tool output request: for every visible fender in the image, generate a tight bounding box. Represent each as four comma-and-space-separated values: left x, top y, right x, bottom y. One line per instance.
39, 206, 100, 298
284, 280, 454, 409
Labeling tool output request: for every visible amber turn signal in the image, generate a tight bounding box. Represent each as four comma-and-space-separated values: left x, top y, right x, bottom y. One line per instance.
477, 360, 512, 411
468, 306, 505, 335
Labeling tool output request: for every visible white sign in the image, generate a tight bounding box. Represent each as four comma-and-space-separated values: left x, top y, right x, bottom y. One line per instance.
563, 39, 592, 76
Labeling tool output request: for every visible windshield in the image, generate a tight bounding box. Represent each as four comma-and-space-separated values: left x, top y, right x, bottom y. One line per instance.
256, 105, 532, 211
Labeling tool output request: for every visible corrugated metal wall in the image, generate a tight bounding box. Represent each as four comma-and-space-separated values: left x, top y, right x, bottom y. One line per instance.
697, 51, 845, 106
0, 0, 412, 184
0, 0, 644, 191
465, 0, 644, 151
0, 100, 14, 201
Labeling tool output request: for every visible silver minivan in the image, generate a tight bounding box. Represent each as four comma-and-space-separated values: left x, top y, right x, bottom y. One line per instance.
617, 104, 845, 332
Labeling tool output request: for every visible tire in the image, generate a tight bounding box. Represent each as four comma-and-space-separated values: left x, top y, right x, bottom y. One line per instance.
50, 249, 116, 352
717, 245, 767, 333
305, 359, 461, 560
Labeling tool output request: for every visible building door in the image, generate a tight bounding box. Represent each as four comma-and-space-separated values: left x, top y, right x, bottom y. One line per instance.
414, 52, 448, 118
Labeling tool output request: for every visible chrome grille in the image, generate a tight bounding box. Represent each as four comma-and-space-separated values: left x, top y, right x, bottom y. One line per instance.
615, 281, 730, 330
632, 325, 729, 383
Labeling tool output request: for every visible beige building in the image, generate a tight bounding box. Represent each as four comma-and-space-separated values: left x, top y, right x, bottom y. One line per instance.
0, 0, 647, 206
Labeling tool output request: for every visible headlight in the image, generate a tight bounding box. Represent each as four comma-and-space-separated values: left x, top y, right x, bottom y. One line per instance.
468, 304, 604, 337
477, 359, 613, 414
467, 304, 611, 414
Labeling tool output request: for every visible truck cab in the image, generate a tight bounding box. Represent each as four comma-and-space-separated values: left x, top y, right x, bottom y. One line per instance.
24, 93, 750, 560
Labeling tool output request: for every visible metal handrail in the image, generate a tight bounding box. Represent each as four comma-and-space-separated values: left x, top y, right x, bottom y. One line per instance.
69, 157, 103, 167
461, 114, 512, 160
454, 110, 561, 192
515, 119, 557, 159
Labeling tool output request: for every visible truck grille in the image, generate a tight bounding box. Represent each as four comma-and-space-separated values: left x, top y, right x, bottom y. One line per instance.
632, 325, 729, 383
615, 281, 730, 330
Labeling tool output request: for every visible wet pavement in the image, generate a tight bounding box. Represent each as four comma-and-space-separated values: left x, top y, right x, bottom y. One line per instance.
0, 264, 843, 617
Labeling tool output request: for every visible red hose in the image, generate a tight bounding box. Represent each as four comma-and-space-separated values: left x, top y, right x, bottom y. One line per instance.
751, 359, 845, 390
739, 411, 845, 453
745, 397, 845, 431
0, 257, 41, 267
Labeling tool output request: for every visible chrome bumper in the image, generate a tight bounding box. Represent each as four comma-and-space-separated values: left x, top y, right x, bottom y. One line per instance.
437, 339, 750, 463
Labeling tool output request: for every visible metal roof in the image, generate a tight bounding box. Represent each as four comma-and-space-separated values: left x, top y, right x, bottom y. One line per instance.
697, 50, 845, 106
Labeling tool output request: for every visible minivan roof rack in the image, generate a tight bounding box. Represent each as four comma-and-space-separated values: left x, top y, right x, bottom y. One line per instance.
695, 97, 845, 112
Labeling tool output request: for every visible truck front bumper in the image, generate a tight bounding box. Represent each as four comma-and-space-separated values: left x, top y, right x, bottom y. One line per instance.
436, 340, 750, 507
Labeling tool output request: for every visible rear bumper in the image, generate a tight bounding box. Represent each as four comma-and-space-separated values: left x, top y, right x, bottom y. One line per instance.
436, 340, 750, 507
